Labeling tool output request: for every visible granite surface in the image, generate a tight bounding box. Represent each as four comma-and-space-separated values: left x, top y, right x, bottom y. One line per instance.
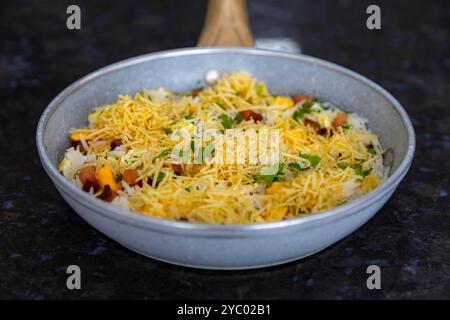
0, 0, 449, 299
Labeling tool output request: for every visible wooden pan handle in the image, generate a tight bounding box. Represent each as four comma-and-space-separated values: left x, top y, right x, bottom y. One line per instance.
197, 0, 255, 47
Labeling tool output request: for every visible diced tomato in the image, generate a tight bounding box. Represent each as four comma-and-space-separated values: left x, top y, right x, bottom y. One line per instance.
71, 140, 85, 152
78, 165, 99, 192
110, 139, 122, 150
123, 168, 140, 186
332, 113, 349, 128
99, 185, 116, 202
172, 164, 184, 176
240, 110, 263, 122
304, 118, 328, 135
293, 95, 311, 104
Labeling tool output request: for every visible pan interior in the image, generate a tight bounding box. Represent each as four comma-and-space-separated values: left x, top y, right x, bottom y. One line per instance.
42, 50, 410, 180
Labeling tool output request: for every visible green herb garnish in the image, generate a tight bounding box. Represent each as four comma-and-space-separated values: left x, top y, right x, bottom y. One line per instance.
341, 124, 352, 129
288, 162, 308, 172
155, 172, 165, 183
235, 112, 244, 124
293, 101, 313, 121
154, 149, 171, 159
353, 164, 371, 177
368, 146, 377, 156
221, 114, 233, 129
299, 153, 321, 168
256, 163, 285, 185
337, 162, 350, 169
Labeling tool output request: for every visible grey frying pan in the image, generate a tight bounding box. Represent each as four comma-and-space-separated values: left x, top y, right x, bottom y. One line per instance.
36, 0, 415, 269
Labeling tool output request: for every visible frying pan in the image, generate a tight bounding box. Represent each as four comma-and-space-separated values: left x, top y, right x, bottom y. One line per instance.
36, 0, 415, 269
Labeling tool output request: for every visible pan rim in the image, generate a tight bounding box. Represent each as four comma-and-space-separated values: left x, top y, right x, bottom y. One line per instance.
36, 47, 415, 234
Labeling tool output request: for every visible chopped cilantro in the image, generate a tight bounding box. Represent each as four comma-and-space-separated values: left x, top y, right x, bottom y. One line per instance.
293, 101, 313, 121
164, 129, 173, 135
353, 164, 371, 177
337, 162, 350, 169
341, 124, 352, 129
256, 163, 285, 185
235, 112, 244, 124
221, 114, 233, 129
155, 172, 165, 182
299, 153, 321, 168
368, 146, 377, 156
288, 162, 308, 172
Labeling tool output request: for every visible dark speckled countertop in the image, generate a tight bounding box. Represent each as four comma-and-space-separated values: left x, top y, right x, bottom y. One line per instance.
0, 0, 449, 299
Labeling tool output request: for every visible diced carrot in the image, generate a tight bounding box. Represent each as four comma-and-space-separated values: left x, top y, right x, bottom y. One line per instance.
70, 132, 89, 141
332, 112, 348, 128
96, 163, 118, 193
266, 182, 282, 195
